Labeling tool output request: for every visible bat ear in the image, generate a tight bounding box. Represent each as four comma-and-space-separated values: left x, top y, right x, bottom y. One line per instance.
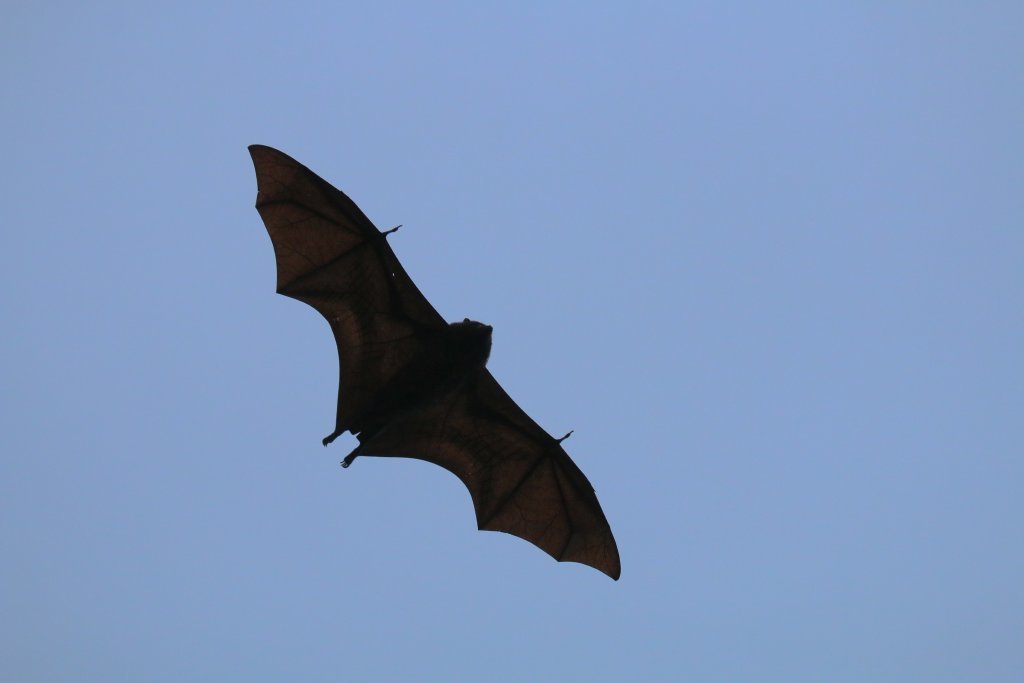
463, 318, 470, 323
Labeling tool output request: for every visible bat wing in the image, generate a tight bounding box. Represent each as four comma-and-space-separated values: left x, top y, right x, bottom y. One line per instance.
357, 368, 621, 580
249, 145, 447, 436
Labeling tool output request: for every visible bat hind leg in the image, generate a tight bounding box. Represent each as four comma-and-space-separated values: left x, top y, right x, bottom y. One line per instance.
322, 428, 343, 446
339, 440, 364, 466
341, 429, 374, 468
321, 426, 360, 468
341, 446, 361, 469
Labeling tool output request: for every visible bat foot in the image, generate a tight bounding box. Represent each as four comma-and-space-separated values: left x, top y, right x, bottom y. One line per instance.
322, 429, 342, 446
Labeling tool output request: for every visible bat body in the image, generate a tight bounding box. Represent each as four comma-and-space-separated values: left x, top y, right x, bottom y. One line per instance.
249, 145, 620, 580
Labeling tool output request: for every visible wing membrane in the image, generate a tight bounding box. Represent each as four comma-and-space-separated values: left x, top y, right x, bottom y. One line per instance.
358, 369, 621, 580
249, 145, 446, 433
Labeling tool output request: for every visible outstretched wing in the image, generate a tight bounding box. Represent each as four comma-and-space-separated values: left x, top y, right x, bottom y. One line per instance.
249, 145, 447, 434
357, 368, 621, 580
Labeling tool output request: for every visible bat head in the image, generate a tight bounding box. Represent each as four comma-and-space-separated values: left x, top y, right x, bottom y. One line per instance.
448, 318, 493, 369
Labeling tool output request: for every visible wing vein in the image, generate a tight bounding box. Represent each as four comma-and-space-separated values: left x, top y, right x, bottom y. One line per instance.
478, 453, 546, 529
552, 462, 574, 560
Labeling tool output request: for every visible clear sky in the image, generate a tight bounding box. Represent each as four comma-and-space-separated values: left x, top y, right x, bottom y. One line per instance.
3, 3, 1022, 681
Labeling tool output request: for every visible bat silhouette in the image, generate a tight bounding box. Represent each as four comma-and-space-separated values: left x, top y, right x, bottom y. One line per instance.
249, 145, 620, 580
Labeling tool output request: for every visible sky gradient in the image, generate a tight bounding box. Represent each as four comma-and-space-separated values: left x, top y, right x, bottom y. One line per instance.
3, 3, 1022, 681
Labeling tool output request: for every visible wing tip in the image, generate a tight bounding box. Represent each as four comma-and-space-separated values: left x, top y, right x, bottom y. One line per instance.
555, 552, 621, 581
247, 143, 268, 159
573, 552, 621, 581
249, 143, 289, 167
603, 557, 622, 581
478, 525, 621, 581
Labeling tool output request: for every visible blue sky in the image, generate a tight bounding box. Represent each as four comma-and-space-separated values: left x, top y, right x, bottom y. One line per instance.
3, 3, 1022, 681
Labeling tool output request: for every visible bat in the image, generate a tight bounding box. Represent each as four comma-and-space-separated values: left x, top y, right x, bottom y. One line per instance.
249, 145, 620, 580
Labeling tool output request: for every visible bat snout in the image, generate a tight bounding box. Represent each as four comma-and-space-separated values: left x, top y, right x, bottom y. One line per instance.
456, 318, 492, 334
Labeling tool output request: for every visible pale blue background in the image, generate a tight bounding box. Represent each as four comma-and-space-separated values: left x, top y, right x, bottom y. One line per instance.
3, 3, 1022, 681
